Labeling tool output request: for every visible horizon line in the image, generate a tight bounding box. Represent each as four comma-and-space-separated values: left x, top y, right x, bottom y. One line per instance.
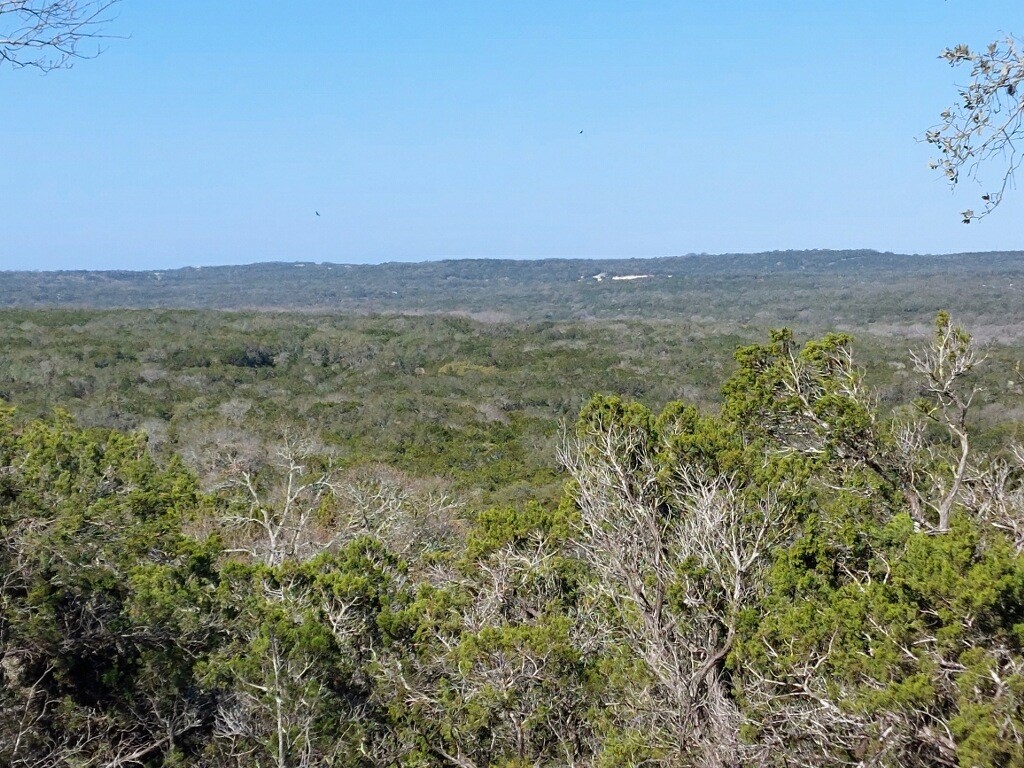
6, 248, 1024, 275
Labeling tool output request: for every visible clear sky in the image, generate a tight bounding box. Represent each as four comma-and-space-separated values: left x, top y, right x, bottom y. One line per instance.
2, 1, 1022, 270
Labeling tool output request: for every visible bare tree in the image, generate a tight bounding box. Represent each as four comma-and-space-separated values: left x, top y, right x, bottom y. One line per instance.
963, 444, 1024, 551
5, 677, 201, 768
0, 1, 121, 72
337, 464, 465, 560
906, 311, 984, 531
561, 419, 790, 766
211, 434, 345, 566
927, 35, 1024, 222
204, 433, 466, 568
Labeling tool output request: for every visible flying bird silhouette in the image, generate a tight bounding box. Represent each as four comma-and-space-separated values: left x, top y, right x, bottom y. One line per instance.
315, 211, 320, 217
579, 130, 583, 134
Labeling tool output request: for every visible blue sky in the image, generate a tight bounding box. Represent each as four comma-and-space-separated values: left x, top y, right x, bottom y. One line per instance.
2, 1, 1022, 270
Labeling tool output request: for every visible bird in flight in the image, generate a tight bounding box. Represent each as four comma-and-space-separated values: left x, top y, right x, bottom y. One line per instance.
315, 211, 320, 217
579, 130, 583, 134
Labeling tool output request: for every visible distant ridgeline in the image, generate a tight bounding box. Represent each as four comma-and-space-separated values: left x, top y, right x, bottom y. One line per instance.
3, 250, 1024, 330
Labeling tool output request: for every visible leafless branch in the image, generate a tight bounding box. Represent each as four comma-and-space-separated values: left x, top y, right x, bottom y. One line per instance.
908, 313, 985, 531
561, 419, 792, 765
0, 1, 121, 72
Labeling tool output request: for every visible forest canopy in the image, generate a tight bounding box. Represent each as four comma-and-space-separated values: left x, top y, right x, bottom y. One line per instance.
3, 314, 1023, 767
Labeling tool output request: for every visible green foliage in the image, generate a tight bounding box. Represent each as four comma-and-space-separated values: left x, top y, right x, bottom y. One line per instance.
0, 409, 222, 765
465, 501, 575, 560
3, 315, 1024, 766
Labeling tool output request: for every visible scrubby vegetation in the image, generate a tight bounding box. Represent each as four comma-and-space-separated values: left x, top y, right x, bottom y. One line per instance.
2, 301, 1024, 766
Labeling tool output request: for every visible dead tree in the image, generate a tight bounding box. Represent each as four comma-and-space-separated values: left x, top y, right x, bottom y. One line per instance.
562, 419, 788, 766
906, 311, 984, 532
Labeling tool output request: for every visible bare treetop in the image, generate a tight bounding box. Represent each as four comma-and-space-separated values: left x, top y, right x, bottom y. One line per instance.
0, 0, 120, 72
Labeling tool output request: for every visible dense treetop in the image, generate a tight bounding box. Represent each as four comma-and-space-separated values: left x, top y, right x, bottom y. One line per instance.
3, 311, 1024, 766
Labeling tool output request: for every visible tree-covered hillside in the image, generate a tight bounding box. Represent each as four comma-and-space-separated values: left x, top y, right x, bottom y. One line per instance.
2, 255, 1024, 766
3, 250, 1024, 332
3, 314, 1024, 766
1, 308, 1022, 509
